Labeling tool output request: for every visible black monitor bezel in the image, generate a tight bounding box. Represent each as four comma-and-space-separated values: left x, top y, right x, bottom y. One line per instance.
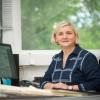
0, 43, 19, 79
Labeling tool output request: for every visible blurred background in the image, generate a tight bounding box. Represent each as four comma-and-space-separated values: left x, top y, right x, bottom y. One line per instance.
21, 0, 100, 50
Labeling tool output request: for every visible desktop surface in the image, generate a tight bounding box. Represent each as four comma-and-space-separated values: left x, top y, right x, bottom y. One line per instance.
0, 94, 100, 100
0, 84, 100, 100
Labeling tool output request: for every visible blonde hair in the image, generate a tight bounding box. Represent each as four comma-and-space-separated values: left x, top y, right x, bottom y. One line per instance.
51, 21, 79, 44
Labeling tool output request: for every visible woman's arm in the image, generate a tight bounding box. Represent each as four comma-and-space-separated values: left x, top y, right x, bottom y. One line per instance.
79, 53, 100, 91
39, 60, 55, 89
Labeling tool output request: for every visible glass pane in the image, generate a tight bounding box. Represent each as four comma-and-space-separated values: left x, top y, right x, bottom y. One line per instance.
21, 0, 100, 50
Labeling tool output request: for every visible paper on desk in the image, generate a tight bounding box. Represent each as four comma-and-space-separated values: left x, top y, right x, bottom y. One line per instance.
0, 85, 87, 96
0, 85, 53, 96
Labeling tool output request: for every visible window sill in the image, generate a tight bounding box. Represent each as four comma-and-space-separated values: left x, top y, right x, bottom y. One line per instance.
19, 50, 100, 66
19, 50, 60, 66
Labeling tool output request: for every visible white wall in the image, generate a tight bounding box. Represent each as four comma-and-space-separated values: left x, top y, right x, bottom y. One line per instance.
19, 65, 48, 81
3, 0, 21, 54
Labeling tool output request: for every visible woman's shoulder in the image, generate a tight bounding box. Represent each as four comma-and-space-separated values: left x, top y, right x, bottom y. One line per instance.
81, 48, 98, 61
52, 51, 62, 61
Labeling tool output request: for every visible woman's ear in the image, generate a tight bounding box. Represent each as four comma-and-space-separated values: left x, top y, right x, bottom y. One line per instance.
54, 34, 57, 42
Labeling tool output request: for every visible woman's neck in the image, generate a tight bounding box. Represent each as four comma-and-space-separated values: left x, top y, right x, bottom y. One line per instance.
62, 45, 76, 56
61, 45, 76, 68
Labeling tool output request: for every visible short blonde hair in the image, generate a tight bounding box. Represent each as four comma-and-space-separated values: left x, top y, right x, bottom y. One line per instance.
51, 21, 79, 44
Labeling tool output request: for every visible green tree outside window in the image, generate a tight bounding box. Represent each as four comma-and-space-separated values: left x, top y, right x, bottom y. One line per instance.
21, 0, 100, 50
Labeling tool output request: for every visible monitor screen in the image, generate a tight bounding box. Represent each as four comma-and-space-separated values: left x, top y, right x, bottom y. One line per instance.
0, 43, 18, 79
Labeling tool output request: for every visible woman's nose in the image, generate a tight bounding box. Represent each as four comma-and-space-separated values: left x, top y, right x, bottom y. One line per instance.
63, 33, 67, 38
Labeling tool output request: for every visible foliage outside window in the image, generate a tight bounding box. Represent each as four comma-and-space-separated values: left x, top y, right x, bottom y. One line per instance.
21, 0, 100, 50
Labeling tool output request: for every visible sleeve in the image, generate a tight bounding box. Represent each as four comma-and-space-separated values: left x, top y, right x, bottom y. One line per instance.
39, 57, 55, 89
78, 53, 100, 91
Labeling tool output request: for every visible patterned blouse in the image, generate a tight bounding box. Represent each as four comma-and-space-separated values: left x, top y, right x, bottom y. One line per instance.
39, 45, 100, 91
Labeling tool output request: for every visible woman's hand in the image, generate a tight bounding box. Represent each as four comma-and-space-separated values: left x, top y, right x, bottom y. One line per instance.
53, 83, 79, 91
44, 82, 68, 89
72, 85, 79, 91
44, 83, 55, 89
44, 82, 79, 91
53, 82, 68, 90
67, 85, 79, 91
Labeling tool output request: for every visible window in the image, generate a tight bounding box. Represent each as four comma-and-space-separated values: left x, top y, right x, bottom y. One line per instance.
0, 0, 12, 42
0, 0, 12, 31
21, 0, 100, 50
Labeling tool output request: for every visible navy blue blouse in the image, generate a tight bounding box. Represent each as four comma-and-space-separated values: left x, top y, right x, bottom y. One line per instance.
40, 45, 100, 91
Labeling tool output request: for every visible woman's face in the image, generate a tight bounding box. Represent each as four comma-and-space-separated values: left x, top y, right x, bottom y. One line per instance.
55, 25, 76, 48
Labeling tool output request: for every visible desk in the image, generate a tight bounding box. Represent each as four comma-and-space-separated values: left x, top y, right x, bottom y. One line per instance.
0, 85, 100, 100
0, 95, 100, 100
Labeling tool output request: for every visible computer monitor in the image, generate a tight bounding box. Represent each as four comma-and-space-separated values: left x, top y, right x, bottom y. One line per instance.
0, 43, 19, 80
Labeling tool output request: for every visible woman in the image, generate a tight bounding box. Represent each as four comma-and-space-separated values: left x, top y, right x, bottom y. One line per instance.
39, 21, 100, 91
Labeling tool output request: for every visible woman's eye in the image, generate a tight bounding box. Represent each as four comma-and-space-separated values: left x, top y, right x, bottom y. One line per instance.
66, 32, 72, 34
57, 31, 73, 36
58, 32, 63, 35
